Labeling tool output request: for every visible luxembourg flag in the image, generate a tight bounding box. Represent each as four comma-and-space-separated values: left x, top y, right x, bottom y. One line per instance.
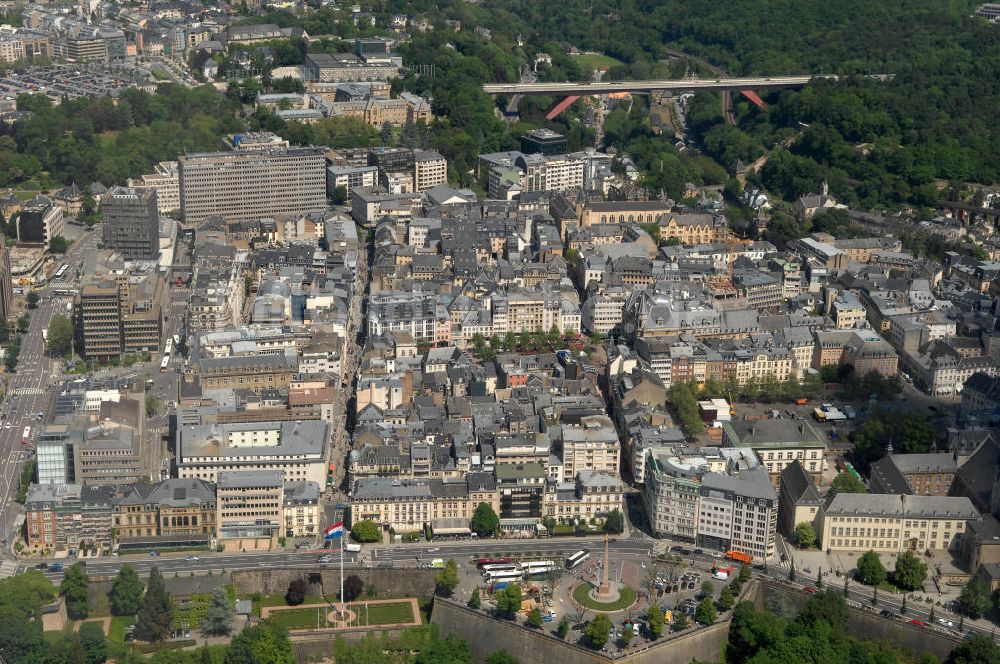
323, 521, 345, 540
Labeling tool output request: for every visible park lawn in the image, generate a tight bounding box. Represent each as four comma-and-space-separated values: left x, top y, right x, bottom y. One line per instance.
572, 53, 623, 71
108, 616, 136, 644
355, 601, 414, 626
572, 583, 637, 611
260, 594, 324, 607
268, 607, 330, 631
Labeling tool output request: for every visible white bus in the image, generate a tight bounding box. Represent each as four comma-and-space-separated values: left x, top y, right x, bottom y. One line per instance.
524, 564, 558, 577
520, 560, 556, 573
160, 355, 170, 372
566, 550, 591, 569
481, 564, 519, 574
483, 569, 523, 583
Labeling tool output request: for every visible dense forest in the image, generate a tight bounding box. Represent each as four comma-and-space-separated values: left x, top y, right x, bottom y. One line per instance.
370, 0, 1000, 208
3, 0, 1000, 209
0, 85, 243, 190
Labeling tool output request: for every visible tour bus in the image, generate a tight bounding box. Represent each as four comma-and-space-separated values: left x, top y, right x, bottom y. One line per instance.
477, 557, 514, 569
566, 550, 591, 569
21, 426, 31, 445
481, 563, 519, 574
524, 564, 558, 577
483, 569, 523, 583
520, 560, 556, 574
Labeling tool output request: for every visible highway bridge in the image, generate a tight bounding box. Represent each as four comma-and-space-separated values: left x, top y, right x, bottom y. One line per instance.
482, 75, 834, 96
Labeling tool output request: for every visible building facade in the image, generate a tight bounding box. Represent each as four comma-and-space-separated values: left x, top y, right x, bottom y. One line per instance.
101, 187, 159, 260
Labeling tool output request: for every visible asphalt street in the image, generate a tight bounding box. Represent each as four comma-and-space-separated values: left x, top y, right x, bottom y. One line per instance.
0, 230, 102, 552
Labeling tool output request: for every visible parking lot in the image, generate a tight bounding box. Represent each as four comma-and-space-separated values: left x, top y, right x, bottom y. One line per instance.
0, 64, 147, 102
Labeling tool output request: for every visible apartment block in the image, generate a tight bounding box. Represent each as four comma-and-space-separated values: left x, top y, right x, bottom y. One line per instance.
283, 480, 321, 538
413, 150, 448, 191
101, 187, 159, 260
17, 197, 64, 245
351, 473, 498, 534
25, 483, 116, 550
178, 147, 327, 223
176, 419, 329, 484
558, 414, 620, 482
818, 493, 980, 554
697, 466, 778, 560
216, 471, 284, 544
721, 419, 827, 484
128, 161, 180, 214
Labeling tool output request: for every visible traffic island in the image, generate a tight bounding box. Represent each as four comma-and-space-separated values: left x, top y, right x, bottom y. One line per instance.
571, 582, 637, 612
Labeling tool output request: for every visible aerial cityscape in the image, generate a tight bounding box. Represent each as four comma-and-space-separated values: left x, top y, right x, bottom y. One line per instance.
1, 0, 1000, 663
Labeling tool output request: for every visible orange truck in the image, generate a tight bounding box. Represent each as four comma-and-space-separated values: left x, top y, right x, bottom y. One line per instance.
795, 398, 809, 405
726, 550, 753, 564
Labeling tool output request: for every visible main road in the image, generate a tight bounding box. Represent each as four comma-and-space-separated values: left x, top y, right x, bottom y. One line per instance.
482, 75, 834, 96
0, 228, 103, 555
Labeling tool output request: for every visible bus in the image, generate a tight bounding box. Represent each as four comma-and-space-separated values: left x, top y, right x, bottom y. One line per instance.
483, 569, 522, 583
477, 557, 514, 569
520, 560, 556, 573
524, 565, 558, 578
566, 550, 590, 569
21, 426, 31, 445
53, 264, 68, 281
481, 563, 518, 574
160, 355, 170, 372
42, 329, 48, 346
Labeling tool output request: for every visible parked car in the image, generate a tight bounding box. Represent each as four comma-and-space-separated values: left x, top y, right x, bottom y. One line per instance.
34, 563, 48, 570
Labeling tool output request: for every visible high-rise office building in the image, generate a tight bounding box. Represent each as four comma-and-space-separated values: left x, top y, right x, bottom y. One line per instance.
101, 187, 159, 260
178, 146, 327, 223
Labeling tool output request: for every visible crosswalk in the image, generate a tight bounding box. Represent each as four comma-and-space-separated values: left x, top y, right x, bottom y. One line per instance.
0, 561, 18, 579
12, 388, 44, 396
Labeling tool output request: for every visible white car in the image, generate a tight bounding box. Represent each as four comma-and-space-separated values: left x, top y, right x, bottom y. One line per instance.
936, 618, 954, 628
185, 555, 199, 562
427, 547, 440, 553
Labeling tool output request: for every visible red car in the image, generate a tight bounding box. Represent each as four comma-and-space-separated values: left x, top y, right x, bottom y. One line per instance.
803, 586, 817, 594
910, 620, 927, 627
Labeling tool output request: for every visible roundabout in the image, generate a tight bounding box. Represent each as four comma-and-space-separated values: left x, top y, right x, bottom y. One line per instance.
572, 581, 638, 612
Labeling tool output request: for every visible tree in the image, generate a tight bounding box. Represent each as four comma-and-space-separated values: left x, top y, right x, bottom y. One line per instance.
796, 590, 848, 632
60, 562, 89, 620
701, 580, 715, 599
603, 509, 624, 534
470, 502, 500, 537
584, 614, 611, 649
26, 291, 39, 309
342, 575, 364, 602
331, 185, 348, 205
719, 586, 735, 610
828, 472, 867, 498
958, 577, 992, 620
794, 522, 817, 549
526, 606, 543, 628
893, 551, 928, 592
647, 603, 665, 639
47, 314, 74, 357
285, 579, 307, 606
696, 597, 717, 625
202, 586, 235, 636
672, 612, 689, 631
78, 620, 107, 664
946, 635, 1000, 664
225, 619, 295, 664
485, 651, 519, 664
468, 587, 481, 609
621, 625, 634, 646
144, 394, 160, 419
435, 559, 459, 597
49, 235, 69, 253
0, 604, 45, 664
350, 520, 381, 543
109, 564, 144, 616
557, 616, 569, 638
495, 584, 522, 619
135, 567, 172, 643
856, 550, 886, 586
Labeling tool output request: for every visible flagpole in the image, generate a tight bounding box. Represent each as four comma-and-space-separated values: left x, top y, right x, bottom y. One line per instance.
340, 533, 345, 620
